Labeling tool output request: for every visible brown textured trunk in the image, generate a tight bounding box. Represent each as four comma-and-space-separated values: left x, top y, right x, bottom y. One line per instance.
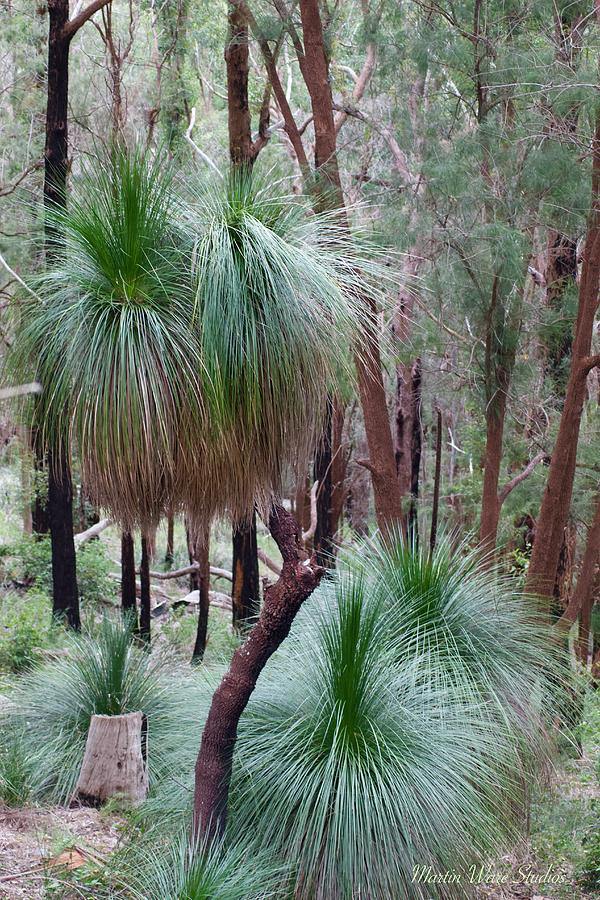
139, 535, 151, 644
558, 495, 600, 650
298, 0, 404, 536
479, 399, 507, 552
313, 397, 334, 566
225, 0, 253, 168
191, 528, 210, 663
121, 531, 137, 628
526, 112, 600, 601
44, 0, 79, 627
231, 511, 260, 629
193, 505, 323, 842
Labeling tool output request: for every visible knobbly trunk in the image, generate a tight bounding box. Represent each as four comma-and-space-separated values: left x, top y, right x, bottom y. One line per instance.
526, 113, 600, 601
231, 511, 260, 629
193, 505, 323, 842
139, 535, 151, 644
121, 531, 137, 628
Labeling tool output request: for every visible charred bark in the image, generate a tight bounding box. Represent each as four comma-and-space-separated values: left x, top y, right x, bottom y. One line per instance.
231, 511, 260, 629
313, 398, 334, 566
430, 407, 442, 553
48, 445, 79, 629
121, 531, 137, 628
139, 535, 151, 644
192, 532, 210, 664
193, 504, 324, 842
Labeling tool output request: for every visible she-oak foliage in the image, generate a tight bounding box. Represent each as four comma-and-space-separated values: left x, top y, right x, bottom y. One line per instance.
10, 149, 383, 530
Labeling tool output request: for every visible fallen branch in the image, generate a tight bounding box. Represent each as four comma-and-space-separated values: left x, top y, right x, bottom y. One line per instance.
74, 518, 113, 547
210, 565, 233, 582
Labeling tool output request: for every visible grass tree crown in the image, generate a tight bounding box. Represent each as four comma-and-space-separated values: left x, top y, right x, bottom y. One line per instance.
11, 150, 389, 529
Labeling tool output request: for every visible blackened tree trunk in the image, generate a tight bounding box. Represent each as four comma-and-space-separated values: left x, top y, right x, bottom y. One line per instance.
121, 531, 137, 628
48, 445, 79, 629
192, 532, 210, 663
526, 111, 600, 601
139, 535, 151, 644
231, 510, 260, 629
45, 0, 79, 628
193, 505, 323, 842
165, 513, 174, 566
313, 397, 333, 566
429, 407, 442, 553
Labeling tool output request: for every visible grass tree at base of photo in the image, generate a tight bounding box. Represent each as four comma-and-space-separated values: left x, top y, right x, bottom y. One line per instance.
225, 536, 568, 899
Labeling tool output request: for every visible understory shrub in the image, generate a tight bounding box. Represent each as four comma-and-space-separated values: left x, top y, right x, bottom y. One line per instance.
0, 588, 53, 672
0, 726, 34, 805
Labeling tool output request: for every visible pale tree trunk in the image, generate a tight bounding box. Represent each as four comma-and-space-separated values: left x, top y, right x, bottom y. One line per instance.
74, 711, 148, 806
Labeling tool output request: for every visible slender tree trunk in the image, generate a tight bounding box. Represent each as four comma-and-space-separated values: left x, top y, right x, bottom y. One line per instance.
44, 0, 79, 627
231, 511, 260, 629
165, 513, 174, 566
139, 535, 151, 644
192, 531, 210, 663
408, 359, 423, 539
558, 494, 600, 643
121, 531, 137, 628
526, 113, 600, 601
48, 446, 80, 629
193, 505, 323, 842
479, 395, 507, 551
298, 0, 405, 537
31, 422, 49, 535
330, 398, 348, 538
313, 397, 333, 566
430, 407, 442, 553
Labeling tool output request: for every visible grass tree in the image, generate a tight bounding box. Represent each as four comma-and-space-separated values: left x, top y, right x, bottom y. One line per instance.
10, 147, 389, 839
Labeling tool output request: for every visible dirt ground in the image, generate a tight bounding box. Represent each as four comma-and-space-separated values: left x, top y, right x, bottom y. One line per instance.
0, 805, 121, 898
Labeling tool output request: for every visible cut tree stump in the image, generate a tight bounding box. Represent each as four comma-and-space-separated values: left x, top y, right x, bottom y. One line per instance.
73, 711, 148, 807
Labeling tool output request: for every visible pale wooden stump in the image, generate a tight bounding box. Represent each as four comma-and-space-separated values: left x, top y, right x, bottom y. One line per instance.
73, 711, 148, 807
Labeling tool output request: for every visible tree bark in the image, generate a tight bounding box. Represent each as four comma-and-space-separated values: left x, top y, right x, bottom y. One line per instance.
526, 112, 600, 601
313, 397, 334, 566
479, 396, 507, 552
121, 531, 137, 628
297, 0, 404, 537
191, 529, 211, 663
430, 407, 443, 553
231, 510, 260, 630
139, 535, 151, 644
558, 494, 600, 641
193, 504, 324, 842
225, 0, 253, 167
48, 445, 79, 629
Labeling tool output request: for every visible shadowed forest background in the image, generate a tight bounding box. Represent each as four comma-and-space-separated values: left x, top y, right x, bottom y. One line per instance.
0, 0, 599, 897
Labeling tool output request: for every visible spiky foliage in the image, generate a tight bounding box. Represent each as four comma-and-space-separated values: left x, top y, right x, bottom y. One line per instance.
0, 617, 211, 803
10, 148, 203, 528
182, 173, 383, 523
120, 832, 285, 900
227, 538, 565, 899
10, 156, 386, 529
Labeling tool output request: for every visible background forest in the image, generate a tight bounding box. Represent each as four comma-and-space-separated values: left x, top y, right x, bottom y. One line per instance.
0, 0, 599, 898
